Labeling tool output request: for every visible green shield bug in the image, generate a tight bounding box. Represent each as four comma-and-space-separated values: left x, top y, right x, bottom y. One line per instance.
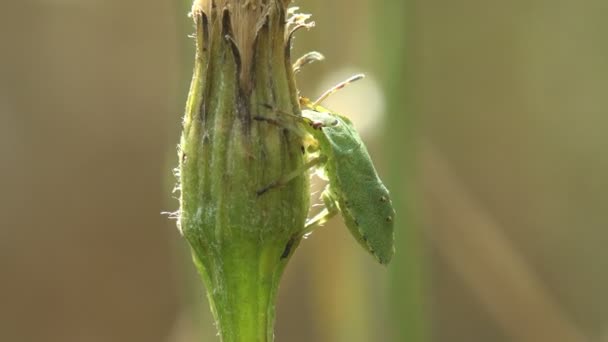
256, 74, 395, 265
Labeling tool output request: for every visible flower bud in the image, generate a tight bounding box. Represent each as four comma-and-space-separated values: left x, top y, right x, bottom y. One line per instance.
177, 1, 310, 341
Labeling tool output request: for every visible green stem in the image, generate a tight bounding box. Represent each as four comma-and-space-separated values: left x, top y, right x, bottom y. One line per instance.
191, 242, 289, 342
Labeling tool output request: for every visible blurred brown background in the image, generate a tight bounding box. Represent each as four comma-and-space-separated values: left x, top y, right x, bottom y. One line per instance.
1, 0, 607, 341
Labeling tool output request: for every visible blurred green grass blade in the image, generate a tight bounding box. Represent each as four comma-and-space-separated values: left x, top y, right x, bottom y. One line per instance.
372, 1, 429, 341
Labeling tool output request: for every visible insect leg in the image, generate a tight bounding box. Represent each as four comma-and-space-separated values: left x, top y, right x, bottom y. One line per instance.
255, 104, 313, 126
302, 207, 337, 235
252, 115, 296, 131
302, 189, 339, 234
257, 155, 326, 196
254, 105, 317, 136
254, 105, 321, 152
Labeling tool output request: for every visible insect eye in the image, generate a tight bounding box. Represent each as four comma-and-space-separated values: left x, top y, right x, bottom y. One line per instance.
380, 196, 388, 202
386, 216, 393, 223
331, 119, 339, 126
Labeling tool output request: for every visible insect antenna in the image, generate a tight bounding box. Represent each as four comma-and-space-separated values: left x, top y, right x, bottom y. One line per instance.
312, 73, 365, 106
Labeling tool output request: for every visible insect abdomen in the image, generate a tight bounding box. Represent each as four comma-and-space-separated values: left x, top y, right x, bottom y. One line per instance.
325, 122, 395, 264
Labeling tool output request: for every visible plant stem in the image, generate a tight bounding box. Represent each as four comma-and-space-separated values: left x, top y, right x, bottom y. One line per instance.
191, 241, 290, 342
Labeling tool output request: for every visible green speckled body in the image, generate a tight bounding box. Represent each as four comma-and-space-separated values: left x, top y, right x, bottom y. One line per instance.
301, 104, 395, 264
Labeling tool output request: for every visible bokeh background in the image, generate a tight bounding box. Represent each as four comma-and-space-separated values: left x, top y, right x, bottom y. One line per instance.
1, 0, 607, 341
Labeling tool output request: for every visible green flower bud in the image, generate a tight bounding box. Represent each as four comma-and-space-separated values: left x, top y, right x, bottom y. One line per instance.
177, 1, 310, 341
